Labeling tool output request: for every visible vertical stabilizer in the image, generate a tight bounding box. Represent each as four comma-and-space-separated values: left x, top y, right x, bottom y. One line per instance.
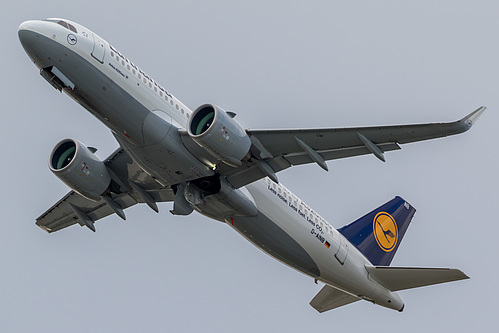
338, 197, 415, 266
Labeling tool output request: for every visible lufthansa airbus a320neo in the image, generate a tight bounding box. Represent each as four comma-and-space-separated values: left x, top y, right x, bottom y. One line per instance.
19, 18, 483, 312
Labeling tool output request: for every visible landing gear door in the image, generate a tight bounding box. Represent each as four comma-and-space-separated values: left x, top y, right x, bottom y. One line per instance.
91, 33, 105, 63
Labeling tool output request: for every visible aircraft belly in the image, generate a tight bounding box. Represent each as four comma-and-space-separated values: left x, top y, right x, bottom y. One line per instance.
232, 212, 321, 278
240, 179, 377, 296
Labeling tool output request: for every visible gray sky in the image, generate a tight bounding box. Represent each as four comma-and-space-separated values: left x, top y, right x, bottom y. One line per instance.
2, 1, 498, 332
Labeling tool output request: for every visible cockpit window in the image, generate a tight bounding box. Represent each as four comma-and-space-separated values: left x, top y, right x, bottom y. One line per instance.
57, 20, 68, 29
57, 20, 77, 33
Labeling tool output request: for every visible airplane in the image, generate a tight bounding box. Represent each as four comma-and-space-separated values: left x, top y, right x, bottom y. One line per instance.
18, 18, 484, 313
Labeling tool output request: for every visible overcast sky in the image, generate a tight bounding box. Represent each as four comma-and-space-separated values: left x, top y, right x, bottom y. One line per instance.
2, 1, 498, 332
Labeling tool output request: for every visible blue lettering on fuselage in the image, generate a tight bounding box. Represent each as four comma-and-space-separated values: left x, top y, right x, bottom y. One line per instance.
266, 183, 330, 247
108, 62, 125, 78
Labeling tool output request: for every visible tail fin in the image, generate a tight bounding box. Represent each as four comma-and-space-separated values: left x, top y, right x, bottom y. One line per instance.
338, 196, 416, 266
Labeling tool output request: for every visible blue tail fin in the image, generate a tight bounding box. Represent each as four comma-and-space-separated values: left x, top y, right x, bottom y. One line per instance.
338, 197, 416, 266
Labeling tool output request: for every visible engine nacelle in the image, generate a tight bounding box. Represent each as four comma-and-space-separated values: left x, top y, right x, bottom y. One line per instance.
49, 138, 111, 201
188, 104, 251, 167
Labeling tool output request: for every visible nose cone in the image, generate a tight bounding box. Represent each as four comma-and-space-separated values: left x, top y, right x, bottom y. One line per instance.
18, 20, 41, 49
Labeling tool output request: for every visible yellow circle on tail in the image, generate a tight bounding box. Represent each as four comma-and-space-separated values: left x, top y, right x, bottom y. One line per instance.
373, 212, 398, 252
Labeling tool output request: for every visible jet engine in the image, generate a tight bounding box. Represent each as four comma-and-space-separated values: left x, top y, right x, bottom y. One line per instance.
49, 138, 111, 201
188, 104, 251, 167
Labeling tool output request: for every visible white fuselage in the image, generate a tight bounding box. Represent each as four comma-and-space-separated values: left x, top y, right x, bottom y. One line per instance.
19, 19, 403, 311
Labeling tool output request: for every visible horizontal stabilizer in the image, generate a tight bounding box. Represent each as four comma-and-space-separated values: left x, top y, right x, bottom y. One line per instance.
365, 266, 469, 291
310, 285, 360, 313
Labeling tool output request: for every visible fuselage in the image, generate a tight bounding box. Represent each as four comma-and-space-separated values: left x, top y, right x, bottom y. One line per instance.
19, 18, 404, 311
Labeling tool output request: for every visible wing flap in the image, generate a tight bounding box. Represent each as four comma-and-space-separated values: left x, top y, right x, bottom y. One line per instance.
283, 142, 401, 166
226, 143, 401, 188
36, 148, 175, 233
310, 285, 360, 313
220, 107, 485, 189
37, 191, 129, 232
248, 107, 485, 157
37, 188, 175, 233
365, 266, 469, 291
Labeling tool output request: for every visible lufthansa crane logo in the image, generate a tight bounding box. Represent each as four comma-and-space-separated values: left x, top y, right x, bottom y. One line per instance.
67, 34, 77, 45
373, 212, 398, 252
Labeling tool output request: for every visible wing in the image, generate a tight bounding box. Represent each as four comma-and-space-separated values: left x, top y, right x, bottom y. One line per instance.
221, 107, 485, 188
36, 148, 174, 233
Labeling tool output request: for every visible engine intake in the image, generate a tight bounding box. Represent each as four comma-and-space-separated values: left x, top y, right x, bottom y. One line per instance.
49, 138, 111, 201
188, 104, 251, 167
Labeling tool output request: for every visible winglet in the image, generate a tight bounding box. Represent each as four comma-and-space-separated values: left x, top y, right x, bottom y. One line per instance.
459, 106, 486, 130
